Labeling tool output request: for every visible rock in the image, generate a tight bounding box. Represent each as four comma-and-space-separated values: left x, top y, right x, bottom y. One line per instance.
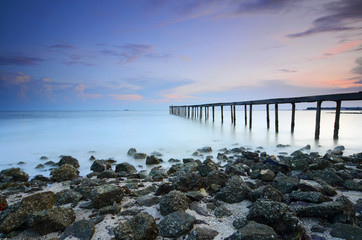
171, 171, 205, 192
311, 224, 326, 233
127, 148, 137, 156
233, 217, 248, 230
114, 212, 159, 240
260, 169, 275, 181
55, 189, 83, 206
186, 191, 205, 201
292, 201, 343, 218
198, 160, 218, 177
330, 223, 362, 240
35, 164, 44, 169
158, 211, 196, 238
192, 151, 202, 156
89, 155, 96, 160
97, 170, 117, 179
90, 185, 123, 209
238, 221, 278, 240
247, 199, 305, 237
315, 179, 337, 196
334, 196, 357, 224
59, 156, 79, 168
60, 219, 95, 240
198, 146, 212, 153
186, 227, 219, 240
324, 153, 344, 164
277, 144, 290, 148
148, 166, 167, 180
0, 196, 8, 211
273, 172, 299, 194
159, 190, 189, 216
260, 158, 290, 174
115, 162, 137, 174
134, 153, 147, 159
289, 191, 331, 203
355, 198, 362, 214
0, 191, 56, 233
28, 207, 75, 235
214, 205, 232, 218
50, 164, 79, 182
344, 179, 362, 191
217, 153, 228, 161
136, 185, 157, 196
249, 185, 284, 202
206, 170, 229, 189
71, 178, 100, 200
40, 156, 48, 160
90, 160, 111, 172
99, 205, 122, 215
306, 169, 344, 186
146, 155, 162, 165
168, 158, 181, 163
215, 176, 250, 203
290, 158, 310, 171
136, 195, 160, 207
0, 168, 29, 182
189, 202, 210, 216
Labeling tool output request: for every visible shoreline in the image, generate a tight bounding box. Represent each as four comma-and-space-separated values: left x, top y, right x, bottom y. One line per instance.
0, 145, 361, 240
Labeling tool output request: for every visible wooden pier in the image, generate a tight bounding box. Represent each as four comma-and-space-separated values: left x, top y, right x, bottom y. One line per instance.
169, 91, 362, 139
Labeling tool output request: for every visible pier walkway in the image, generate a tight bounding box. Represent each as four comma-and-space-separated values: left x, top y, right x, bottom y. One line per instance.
169, 91, 362, 139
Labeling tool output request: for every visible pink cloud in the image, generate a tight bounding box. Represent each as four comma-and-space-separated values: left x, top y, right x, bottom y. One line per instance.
109, 94, 144, 101
73, 83, 102, 99
322, 40, 361, 57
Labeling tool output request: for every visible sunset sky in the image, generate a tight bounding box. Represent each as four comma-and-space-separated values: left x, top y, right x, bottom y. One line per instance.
1, 0, 361, 110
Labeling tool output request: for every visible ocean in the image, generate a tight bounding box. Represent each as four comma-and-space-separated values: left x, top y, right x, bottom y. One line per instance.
0, 110, 361, 178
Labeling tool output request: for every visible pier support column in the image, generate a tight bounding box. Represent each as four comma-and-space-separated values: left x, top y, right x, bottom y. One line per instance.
221, 106, 224, 123
233, 105, 236, 125
230, 105, 233, 124
212, 106, 215, 122
275, 104, 279, 133
249, 104, 252, 129
266, 104, 270, 129
315, 101, 322, 140
200, 106, 203, 120
333, 100, 341, 139
244, 105, 247, 126
291, 103, 296, 133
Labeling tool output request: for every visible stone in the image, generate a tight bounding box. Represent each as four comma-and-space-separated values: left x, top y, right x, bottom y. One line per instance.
134, 153, 147, 159
334, 196, 357, 224
35, 164, 44, 169
158, 211, 196, 238
306, 169, 344, 186
247, 199, 305, 237
0, 191, 56, 233
198, 146, 212, 153
260, 169, 275, 181
148, 167, 167, 180
136, 195, 160, 207
59, 156, 79, 168
99, 205, 122, 215
198, 161, 218, 177
189, 202, 210, 216
249, 185, 284, 202
171, 171, 205, 192
0, 196, 8, 211
71, 178, 100, 200
330, 223, 362, 240
186, 191, 205, 201
233, 217, 248, 230
127, 148, 137, 156
146, 155, 162, 165
186, 227, 219, 240
315, 179, 337, 196
50, 164, 79, 182
206, 170, 229, 188
28, 207, 75, 235
289, 191, 331, 203
114, 212, 159, 240
115, 162, 137, 174
238, 221, 278, 240
344, 179, 362, 191
97, 170, 117, 179
292, 201, 343, 218
89, 155, 96, 160
214, 205, 232, 218
355, 198, 362, 214
273, 172, 299, 194
90, 160, 111, 172
55, 189, 83, 206
90, 185, 123, 209
159, 190, 189, 216
60, 219, 95, 240
0, 168, 29, 182
215, 176, 250, 203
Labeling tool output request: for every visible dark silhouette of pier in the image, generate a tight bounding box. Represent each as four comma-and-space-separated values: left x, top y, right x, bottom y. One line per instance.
169, 91, 362, 139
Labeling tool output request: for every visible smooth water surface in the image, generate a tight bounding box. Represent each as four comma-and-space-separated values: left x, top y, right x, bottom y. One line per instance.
0, 110, 361, 177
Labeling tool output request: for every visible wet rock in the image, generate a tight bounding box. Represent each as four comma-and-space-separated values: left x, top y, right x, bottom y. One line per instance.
89, 155, 96, 160
0, 196, 8, 211
28, 207, 75, 235
323, 153, 344, 164
59, 156, 79, 168
146, 155, 162, 165
159, 190, 189, 216
186, 191, 205, 201
32, 174, 50, 182
217, 153, 228, 161
355, 198, 362, 214
50, 164, 79, 182
149, 166, 167, 180
334, 196, 357, 224
115, 162, 137, 174
290, 158, 310, 171
127, 148, 137, 156
277, 144, 290, 148
215, 176, 250, 203
71, 178, 100, 200
292, 201, 343, 218
214, 205, 232, 218
99, 205, 122, 215
273, 172, 299, 194
35, 164, 44, 169
90, 185, 123, 209
198, 146, 212, 153
249, 185, 284, 202
60, 219, 95, 240
206, 170, 228, 189
0, 191, 56, 233
40, 156, 48, 160
330, 223, 362, 240
154, 182, 172, 196
189, 202, 210, 216
225, 164, 247, 176
289, 191, 331, 203
136, 195, 160, 207
135, 185, 157, 196
315, 179, 337, 196
261, 158, 290, 174
198, 160, 218, 177
0, 168, 29, 182
134, 153, 147, 159
168, 158, 181, 163
233, 217, 248, 230
344, 179, 362, 191
260, 169, 275, 181
306, 169, 344, 186
238, 221, 278, 240
171, 171, 205, 192
97, 170, 117, 179
247, 199, 305, 237
90, 160, 111, 172
55, 189, 83, 206
186, 227, 219, 240
158, 211, 196, 238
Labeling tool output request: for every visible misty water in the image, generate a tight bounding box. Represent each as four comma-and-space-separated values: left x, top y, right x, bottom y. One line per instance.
0, 110, 361, 177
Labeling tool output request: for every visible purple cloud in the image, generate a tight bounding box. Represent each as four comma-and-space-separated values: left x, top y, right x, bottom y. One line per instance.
0, 56, 44, 66
49, 43, 75, 49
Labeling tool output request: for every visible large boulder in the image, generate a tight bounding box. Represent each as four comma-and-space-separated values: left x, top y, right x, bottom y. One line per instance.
330, 223, 362, 240
171, 171, 205, 192
306, 169, 344, 186
50, 164, 79, 182
0, 191, 56, 233
28, 207, 75, 235
90, 185, 123, 209
90, 160, 112, 172
146, 155, 162, 165
247, 199, 305, 238
0, 168, 29, 182
59, 156, 80, 168
215, 176, 250, 203
60, 219, 95, 240
55, 189, 83, 206
273, 172, 299, 194
114, 212, 159, 240
115, 162, 137, 174
206, 170, 229, 188
158, 211, 196, 238
159, 190, 189, 216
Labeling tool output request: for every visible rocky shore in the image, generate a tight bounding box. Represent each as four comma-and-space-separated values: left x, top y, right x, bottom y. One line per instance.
0, 145, 361, 240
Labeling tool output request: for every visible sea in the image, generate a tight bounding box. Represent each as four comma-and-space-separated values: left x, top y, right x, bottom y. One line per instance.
0, 110, 361, 178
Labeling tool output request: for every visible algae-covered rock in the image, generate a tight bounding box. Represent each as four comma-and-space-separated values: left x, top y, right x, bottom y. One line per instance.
158, 211, 196, 238
159, 190, 189, 216
90, 185, 123, 209
50, 164, 79, 182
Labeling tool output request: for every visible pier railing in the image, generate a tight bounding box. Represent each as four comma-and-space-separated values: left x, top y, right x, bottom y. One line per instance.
169, 91, 362, 139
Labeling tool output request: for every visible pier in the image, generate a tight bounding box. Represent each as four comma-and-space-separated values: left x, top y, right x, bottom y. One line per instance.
169, 91, 362, 140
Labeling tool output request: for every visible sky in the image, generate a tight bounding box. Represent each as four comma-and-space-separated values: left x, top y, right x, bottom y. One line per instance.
0, 0, 362, 110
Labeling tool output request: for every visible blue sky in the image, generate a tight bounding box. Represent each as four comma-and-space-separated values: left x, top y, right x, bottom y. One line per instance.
1, 0, 361, 110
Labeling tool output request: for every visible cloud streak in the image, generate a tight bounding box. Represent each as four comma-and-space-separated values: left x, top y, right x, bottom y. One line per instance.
109, 94, 144, 101
0, 56, 44, 66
